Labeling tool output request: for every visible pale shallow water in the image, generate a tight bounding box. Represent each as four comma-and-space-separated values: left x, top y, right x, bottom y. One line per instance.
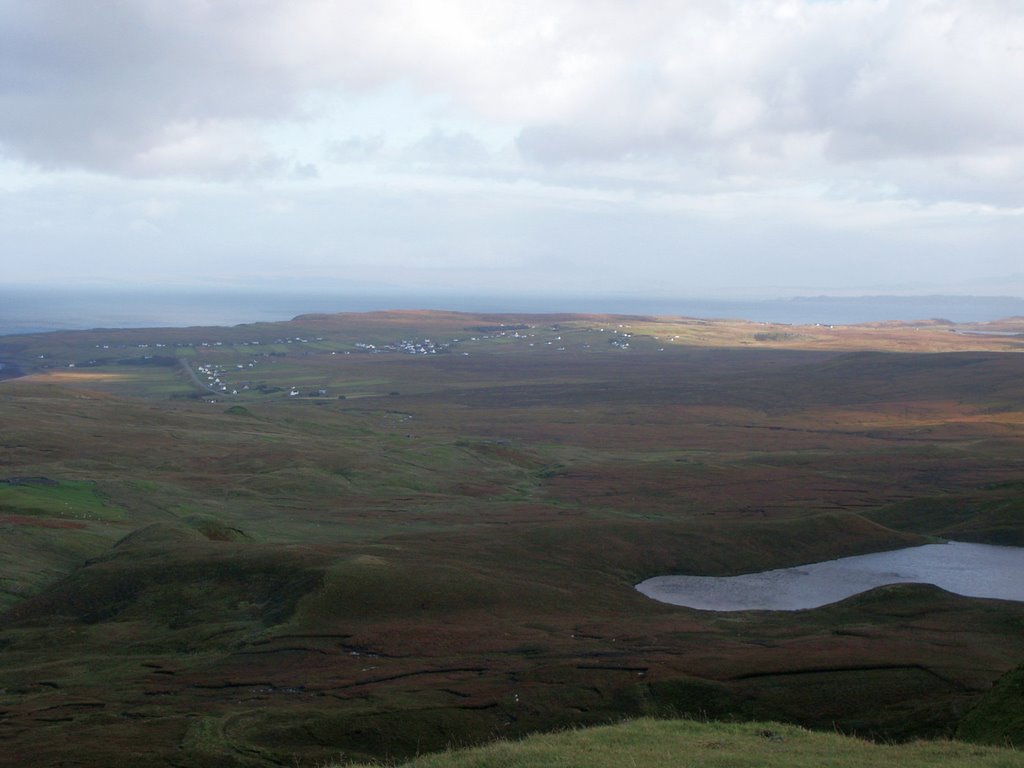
636, 542, 1024, 611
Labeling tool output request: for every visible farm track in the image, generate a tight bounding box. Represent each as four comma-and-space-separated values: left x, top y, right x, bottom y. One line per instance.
178, 358, 213, 393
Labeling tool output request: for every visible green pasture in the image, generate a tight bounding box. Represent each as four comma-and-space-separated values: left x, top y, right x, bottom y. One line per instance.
0, 479, 125, 521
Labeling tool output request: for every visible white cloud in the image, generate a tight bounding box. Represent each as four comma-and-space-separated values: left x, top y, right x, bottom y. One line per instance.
2, 1, 1021, 190
129, 120, 284, 180
402, 129, 490, 167
1, 1, 1022, 297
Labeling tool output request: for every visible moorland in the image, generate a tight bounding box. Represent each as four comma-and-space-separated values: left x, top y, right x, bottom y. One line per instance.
1, 309, 1024, 767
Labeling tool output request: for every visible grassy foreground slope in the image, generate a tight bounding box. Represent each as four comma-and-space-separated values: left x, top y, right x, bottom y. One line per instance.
340, 718, 1024, 768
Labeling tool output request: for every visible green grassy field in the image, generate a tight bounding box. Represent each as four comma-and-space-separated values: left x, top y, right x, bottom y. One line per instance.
340, 718, 1024, 768
1, 311, 1023, 766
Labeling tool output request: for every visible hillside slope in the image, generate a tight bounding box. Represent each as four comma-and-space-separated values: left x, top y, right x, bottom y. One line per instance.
340, 718, 1024, 768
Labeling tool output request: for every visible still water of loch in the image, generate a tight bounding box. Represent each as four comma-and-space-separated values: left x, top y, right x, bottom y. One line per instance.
636, 542, 1024, 611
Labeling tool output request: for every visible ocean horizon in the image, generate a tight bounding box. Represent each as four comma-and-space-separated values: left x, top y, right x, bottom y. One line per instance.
2, 288, 1023, 337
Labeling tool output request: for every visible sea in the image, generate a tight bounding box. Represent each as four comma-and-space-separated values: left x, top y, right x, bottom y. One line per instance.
2, 289, 1023, 337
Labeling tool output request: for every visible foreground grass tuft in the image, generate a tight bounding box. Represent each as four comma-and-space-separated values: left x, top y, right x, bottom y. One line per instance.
958, 664, 1024, 748
339, 718, 1024, 768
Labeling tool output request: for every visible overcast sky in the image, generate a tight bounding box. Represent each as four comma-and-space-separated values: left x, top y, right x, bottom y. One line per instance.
1, 0, 1022, 299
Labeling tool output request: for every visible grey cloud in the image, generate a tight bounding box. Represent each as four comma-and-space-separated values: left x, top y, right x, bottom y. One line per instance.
292, 162, 320, 179
0, 1, 300, 176
403, 129, 489, 166
517, 124, 659, 166
327, 134, 386, 163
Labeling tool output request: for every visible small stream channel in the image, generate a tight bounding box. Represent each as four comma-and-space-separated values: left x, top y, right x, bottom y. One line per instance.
636, 541, 1024, 611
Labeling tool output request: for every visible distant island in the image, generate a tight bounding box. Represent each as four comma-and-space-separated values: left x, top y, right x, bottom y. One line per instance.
3, 289, 1024, 336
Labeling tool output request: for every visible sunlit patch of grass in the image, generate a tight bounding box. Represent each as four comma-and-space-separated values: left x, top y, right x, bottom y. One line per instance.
15, 371, 135, 390
0, 479, 126, 521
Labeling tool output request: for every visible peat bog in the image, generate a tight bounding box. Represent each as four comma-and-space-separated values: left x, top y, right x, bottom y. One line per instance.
1, 310, 1024, 766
